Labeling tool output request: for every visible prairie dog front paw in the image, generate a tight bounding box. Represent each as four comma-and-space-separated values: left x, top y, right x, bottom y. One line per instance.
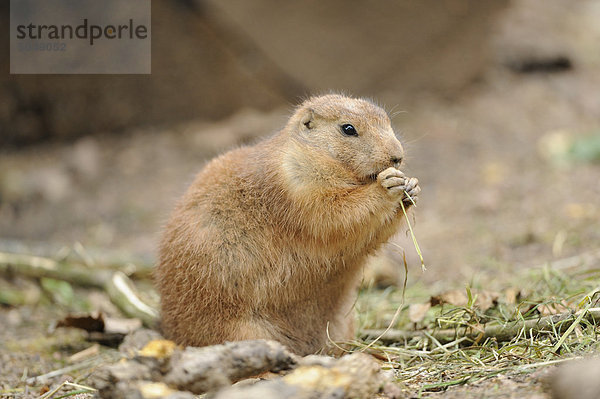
377, 167, 420, 207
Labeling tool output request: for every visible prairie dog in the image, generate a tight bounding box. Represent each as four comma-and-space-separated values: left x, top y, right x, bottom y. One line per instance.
155, 94, 420, 355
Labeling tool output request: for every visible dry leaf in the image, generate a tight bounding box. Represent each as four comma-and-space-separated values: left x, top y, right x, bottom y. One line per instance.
138, 340, 177, 359
431, 289, 499, 311
408, 303, 431, 323
431, 289, 468, 307
565, 203, 597, 220
476, 291, 499, 312
138, 382, 176, 399
482, 161, 508, 186
538, 300, 572, 316
504, 288, 520, 305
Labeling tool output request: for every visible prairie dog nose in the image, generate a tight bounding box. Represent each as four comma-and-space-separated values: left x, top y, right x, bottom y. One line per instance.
390, 155, 403, 168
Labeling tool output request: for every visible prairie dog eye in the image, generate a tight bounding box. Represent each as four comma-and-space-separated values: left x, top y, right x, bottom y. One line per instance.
341, 123, 358, 137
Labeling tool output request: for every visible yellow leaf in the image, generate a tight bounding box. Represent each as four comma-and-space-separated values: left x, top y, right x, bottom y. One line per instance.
138, 339, 177, 359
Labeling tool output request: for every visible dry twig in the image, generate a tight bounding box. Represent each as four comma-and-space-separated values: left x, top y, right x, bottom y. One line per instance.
0, 251, 158, 325
361, 307, 600, 345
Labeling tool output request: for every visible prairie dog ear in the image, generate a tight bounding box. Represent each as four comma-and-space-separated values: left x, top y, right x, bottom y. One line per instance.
300, 108, 316, 130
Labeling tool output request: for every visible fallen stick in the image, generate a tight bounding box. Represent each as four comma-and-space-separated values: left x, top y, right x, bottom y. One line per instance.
105, 272, 158, 326
361, 307, 600, 345
0, 251, 158, 326
26, 356, 105, 385
91, 340, 299, 397
164, 340, 298, 393
0, 239, 154, 278
0, 251, 112, 287
212, 352, 385, 399
90, 338, 390, 399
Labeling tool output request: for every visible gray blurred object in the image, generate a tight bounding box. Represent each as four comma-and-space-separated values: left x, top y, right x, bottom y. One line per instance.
551, 357, 600, 399
206, 0, 508, 97
1, 0, 508, 147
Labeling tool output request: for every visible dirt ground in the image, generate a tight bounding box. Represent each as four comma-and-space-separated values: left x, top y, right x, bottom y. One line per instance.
1, 1, 600, 397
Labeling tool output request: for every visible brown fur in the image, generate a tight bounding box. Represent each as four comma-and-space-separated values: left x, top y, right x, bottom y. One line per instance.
155, 94, 420, 355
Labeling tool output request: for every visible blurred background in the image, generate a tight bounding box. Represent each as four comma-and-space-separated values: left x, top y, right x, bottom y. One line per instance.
1, 0, 599, 287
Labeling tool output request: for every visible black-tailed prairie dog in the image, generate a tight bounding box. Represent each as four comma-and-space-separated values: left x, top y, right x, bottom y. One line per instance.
155, 94, 420, 355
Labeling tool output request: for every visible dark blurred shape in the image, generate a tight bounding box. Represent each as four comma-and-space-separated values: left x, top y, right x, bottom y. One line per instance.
56, 313, 105, 332
507, 55, 572, 73
1, 0, 508, 148
0, 0, 298, 148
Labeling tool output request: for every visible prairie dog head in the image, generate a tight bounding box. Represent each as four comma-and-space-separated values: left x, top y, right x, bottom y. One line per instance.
288, 94, 404, 182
